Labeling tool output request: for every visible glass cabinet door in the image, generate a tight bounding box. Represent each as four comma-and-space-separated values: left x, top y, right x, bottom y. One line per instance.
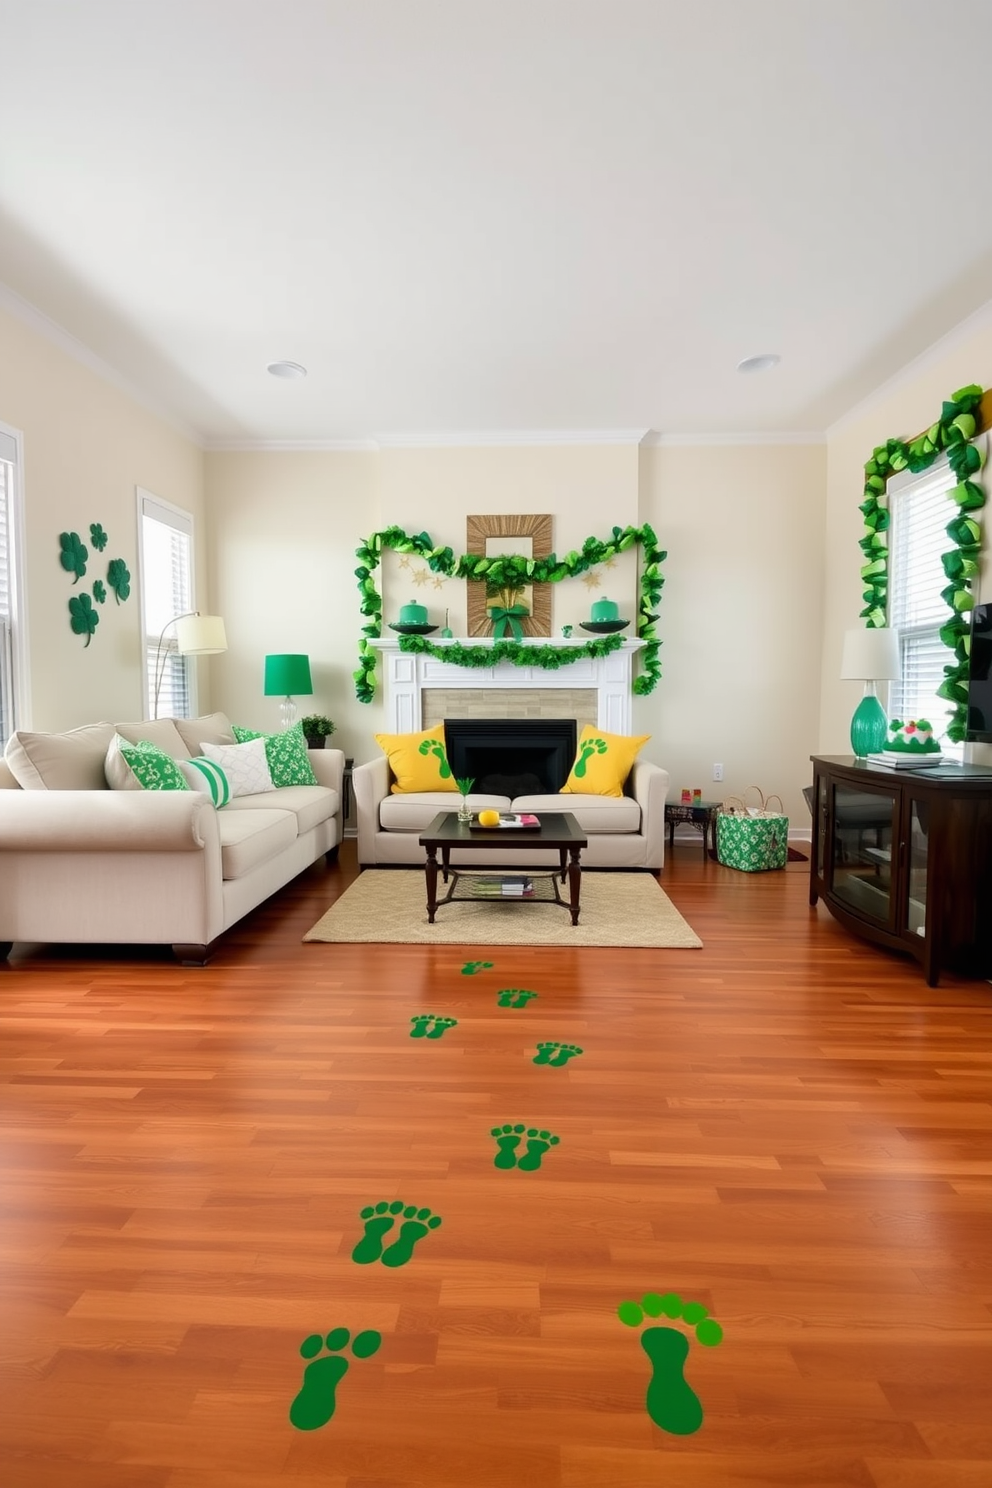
815, 775, 828, 877
831, 783, 897, 925
905, 799, 929, 938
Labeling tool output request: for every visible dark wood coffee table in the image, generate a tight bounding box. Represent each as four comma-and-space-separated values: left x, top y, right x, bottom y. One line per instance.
418, 811, 588, 925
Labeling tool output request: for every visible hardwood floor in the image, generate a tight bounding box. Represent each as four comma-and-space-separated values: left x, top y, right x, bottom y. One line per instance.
1, 841, 990, 1488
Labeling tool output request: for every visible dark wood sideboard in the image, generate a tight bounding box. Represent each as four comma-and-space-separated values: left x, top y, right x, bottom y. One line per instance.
809, 755, 992, 986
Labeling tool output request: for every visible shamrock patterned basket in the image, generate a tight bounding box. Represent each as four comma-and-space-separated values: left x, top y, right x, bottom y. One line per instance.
716, 787, 788, 873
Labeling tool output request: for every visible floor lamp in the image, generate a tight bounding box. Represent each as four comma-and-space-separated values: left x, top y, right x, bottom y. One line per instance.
152, 612, 228, 718
840, 626, 901, 757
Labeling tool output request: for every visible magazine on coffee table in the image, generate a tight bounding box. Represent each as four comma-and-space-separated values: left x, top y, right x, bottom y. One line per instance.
470, 813, 540, 829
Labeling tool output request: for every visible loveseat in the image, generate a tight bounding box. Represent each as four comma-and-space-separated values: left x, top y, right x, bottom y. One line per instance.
0, 713, 344, 964
353, 754, 669, 869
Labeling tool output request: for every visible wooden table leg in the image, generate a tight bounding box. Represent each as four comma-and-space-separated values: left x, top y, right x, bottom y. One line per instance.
567, 846, 582, 925
441, 846, 451, 884
558, 847, 567, 884
425, 846, 439, 923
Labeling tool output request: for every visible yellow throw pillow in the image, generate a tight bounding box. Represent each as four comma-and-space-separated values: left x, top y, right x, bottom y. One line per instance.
560, 725, 649, 798
374, 722, 458, 795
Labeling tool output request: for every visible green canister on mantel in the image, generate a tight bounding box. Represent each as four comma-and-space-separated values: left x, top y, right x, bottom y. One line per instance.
590, 597, 619, 622
399, 602, 428, 625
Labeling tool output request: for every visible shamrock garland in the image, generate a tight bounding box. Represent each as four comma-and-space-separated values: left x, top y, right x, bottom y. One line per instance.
353, 523, 666, 703
858, 383, 986, 743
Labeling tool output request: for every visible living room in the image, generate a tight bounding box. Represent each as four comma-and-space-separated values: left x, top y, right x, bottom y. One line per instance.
1, 4, 991, 1485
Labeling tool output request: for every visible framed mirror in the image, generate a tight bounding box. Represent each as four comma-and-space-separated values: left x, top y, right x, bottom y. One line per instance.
465, 513, 553, 637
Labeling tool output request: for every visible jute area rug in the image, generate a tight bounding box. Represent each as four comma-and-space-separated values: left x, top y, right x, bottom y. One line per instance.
303, 869, 702, 949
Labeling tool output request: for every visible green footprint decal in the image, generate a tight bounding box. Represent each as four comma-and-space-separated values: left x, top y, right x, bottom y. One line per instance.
533, 1040, 583, 1066
617, 1291, 723, 1436
418, 738, 452, 778
410, 1014, 458, 1039
351, 1200, 442, 1267
462, 960, 494, 976
497, 988, 538, 1007
491, 1123, 560, 1170
289, 1327, 381, 1430
572, 736, 607, 778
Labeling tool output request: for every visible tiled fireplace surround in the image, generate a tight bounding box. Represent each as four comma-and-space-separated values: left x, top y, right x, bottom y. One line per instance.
370, 638, 644, 735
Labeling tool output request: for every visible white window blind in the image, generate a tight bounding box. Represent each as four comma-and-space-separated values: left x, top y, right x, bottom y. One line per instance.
139, 491, 194, 719
0, 427, 19, 749
888, 458, 962, 756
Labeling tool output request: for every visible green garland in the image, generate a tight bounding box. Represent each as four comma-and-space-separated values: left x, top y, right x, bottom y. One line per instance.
353, 523, 666, 703
859, 383, 986, 743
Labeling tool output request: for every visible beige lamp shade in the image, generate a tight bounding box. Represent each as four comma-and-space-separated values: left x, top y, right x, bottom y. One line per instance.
840, 626, 901, 681
174, 614, 227, 655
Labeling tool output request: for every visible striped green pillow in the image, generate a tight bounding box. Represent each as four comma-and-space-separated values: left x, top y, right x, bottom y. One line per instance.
181, 756, 231, 807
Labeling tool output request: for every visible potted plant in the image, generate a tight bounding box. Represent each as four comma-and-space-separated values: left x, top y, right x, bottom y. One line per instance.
300, 714, 335, 749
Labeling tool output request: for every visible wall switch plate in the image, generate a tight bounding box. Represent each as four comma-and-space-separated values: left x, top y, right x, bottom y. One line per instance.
712, 763, 724, 781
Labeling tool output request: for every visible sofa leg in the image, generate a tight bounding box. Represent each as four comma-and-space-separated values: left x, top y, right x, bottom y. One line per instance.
172, 942, 211, 966
325, 844, 340, 866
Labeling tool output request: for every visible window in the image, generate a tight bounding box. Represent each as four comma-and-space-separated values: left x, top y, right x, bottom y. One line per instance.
0, 423, 26, 750
137, 489, 195, 719
887, 456, 963, 756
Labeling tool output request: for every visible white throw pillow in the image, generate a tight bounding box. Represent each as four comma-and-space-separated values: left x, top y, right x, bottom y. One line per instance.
179, 757, 231, 807
200, 737, 276, 798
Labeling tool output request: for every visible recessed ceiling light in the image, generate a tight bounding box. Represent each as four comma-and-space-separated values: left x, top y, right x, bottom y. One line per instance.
737, 353, 781, 374
266, 360, 307, 379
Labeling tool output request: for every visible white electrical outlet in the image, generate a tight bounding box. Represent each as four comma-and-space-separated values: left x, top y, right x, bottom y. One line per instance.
712, 763, 724, 782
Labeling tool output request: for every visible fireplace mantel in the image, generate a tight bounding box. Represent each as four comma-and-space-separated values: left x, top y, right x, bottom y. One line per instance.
369, 637, 645, 734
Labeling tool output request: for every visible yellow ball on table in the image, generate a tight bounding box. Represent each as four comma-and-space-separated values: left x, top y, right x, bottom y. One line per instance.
477, 809, 501, 828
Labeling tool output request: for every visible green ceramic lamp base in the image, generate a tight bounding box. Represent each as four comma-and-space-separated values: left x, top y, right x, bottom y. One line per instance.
850, 688, 887, 757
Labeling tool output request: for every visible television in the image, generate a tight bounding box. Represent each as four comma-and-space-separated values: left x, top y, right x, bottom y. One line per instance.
965, 601, 992, 743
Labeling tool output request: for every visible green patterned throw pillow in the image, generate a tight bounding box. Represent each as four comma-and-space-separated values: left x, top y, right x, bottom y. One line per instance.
231, 720, 318, 787
180, 756, 231, 806
111, 735, 190, 792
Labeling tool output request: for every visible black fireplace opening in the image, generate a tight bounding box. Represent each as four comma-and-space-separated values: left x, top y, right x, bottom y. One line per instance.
443, 718, 577, 797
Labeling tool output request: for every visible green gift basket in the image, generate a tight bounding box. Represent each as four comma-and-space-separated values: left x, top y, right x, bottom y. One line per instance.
716, 787, 788, 872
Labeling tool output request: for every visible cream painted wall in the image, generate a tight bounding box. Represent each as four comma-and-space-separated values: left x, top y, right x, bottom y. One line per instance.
637, 442, 827, 826
822, 309, 992, 768
378, 444, 640, 636
204, 451, 381, 760
0, 304, 205, 731
205, 444, 642, 765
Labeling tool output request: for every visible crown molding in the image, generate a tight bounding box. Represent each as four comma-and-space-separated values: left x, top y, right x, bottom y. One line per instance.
0, 279, 204, 446
826, 292, 992, 437
373, 428, 652, 449
205, 437, 378, 453
642, 429, 825, 447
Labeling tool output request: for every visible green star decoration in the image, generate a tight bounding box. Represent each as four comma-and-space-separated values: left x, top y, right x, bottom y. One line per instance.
59, 530, 88, 583
107, 557, 131, 604
68, 592, 99, 647
352, 523, 666, 703
89, 522, 108, 552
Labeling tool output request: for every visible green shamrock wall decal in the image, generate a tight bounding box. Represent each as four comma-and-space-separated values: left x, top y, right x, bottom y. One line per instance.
68, 592, 100, 647
59, 530, 88, 584
89, 522, 108, 552
92, 579, 106, 604
107, 557, 131, 604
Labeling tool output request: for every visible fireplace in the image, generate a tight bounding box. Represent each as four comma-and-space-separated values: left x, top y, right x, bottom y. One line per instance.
444, 718, 577, 796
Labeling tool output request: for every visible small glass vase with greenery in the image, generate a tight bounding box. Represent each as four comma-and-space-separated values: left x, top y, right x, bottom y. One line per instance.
300, 714, 335, 749
455, 776, 475, 823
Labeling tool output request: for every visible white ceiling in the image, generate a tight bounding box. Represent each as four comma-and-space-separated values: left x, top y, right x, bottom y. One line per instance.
3, 0, 992, 447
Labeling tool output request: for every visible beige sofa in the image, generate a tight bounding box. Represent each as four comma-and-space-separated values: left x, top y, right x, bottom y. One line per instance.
0, 713, 344, 964
353, 754, 669, 869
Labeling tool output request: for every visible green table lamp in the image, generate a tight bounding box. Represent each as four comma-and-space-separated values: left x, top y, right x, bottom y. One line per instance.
264, 653, 313, 728
840, 627, 901, 757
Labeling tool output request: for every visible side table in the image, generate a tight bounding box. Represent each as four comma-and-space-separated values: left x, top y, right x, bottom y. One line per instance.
665, 799, 720, 860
